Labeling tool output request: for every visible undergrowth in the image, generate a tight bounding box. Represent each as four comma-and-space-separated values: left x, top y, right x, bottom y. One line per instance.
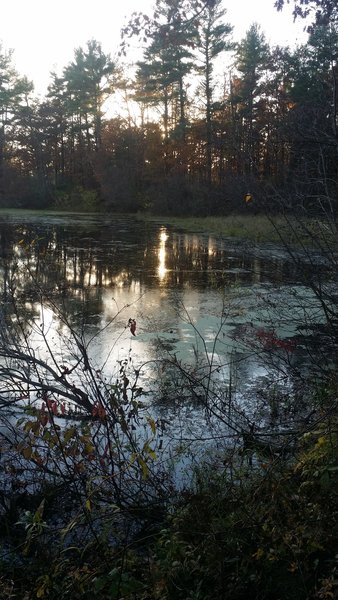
0, 414, 337, 599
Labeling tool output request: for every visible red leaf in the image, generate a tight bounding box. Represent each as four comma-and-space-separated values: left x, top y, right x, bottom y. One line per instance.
128, 318, 137, 336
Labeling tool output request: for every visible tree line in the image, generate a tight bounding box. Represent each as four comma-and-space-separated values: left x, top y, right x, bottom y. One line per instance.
0, 0, 337, 215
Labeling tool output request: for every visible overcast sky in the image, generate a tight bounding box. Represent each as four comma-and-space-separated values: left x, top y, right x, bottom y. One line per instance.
1, 0, 308, 96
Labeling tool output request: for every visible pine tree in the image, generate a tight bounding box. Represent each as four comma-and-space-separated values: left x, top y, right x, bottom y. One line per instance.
232, 24, 270, 176
0, 44, 33, 202
196, 0, 233, 185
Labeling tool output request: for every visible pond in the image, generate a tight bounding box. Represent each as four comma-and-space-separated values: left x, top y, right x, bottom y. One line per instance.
0, 211, 331, 469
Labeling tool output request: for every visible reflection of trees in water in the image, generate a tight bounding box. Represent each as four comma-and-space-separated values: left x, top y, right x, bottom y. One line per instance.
0, 217, 304, 322
0, 222, 17, 301
168, 233, 299, 287
0, 215, 330, 435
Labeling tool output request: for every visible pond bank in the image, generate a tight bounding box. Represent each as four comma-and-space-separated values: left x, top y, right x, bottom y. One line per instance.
0, 208, 325, 246
140, 212, 329, 246
138, 213, 279, 242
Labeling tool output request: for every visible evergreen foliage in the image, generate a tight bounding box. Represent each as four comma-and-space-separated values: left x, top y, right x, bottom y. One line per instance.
0, 1, 336, 213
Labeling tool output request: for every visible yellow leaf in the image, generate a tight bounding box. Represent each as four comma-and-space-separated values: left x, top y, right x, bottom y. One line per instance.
63, 427, 76, 443
22, 446, 32, 460
85, 499, 92, 511
147, 417, 156, 435
23, 420, 34, 433
252, 548, 264, 560
36, 575, 49, 598
36, 499, 45, 519
143, 443, 157, 460
84, 443, 95, 455
138, 456, 149, 480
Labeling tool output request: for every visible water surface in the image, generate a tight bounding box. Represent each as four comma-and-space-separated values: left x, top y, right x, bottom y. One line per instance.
0, 213, 329, 436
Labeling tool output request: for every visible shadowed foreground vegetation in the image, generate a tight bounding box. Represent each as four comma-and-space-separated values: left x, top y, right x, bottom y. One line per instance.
0, 408, 337, 599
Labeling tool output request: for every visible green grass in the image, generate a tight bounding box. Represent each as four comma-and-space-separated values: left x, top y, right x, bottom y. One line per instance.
141, 213, 338, 247
140, 213, 296, 243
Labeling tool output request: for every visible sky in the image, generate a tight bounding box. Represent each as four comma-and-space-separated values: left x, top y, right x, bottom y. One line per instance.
1, 0, 309, 97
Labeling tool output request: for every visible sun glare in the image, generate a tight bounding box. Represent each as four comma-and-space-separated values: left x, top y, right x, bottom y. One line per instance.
158, 228, 169, 282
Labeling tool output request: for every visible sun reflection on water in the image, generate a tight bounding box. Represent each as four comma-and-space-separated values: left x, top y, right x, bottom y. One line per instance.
157, 228, 169, 282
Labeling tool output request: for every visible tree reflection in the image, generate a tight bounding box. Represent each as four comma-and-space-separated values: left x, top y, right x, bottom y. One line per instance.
0, 214, 304, 340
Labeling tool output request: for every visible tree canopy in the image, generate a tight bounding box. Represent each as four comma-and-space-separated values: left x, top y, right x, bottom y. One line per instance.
275, 0, 338, 28
0, 1, 336, 214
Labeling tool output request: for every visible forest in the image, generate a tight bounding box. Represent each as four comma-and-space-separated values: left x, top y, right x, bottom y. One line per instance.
0, 1, 337, 599
0, 0, 336, 215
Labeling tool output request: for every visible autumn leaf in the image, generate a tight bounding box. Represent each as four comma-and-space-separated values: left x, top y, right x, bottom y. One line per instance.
22, 446, 32, 460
